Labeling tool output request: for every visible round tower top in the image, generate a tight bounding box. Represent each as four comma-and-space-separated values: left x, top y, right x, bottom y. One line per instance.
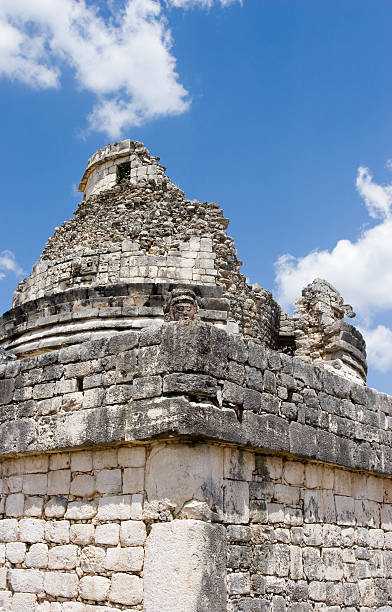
78, 139, 166, 199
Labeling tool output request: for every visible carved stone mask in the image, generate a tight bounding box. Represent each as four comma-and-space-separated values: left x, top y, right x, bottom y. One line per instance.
165, 289, 199, 323
171, 299, 198, 322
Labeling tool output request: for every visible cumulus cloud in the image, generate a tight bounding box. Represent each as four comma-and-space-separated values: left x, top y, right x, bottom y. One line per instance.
0, 0, 239, 137
0, 250, 24, 278
275, 167, 392, 319
356, 166, 392, 219
274, 164, 392, 373
358, 325, 392, 374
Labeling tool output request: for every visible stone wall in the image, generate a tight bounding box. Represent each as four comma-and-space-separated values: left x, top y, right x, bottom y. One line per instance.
0, 284, 229, 358
0, 323, 390, 474
12, 147, 280, 347
78, 140, 166, 200
1, 443, 392, 611
1, 322, 392, 609
290, 280, 367, 385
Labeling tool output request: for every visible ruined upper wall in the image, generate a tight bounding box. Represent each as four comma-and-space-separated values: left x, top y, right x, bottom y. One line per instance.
280, 279, 367, 386
9, 140, 280, 350
5, 141, 367, 383
78, 140, 166, 200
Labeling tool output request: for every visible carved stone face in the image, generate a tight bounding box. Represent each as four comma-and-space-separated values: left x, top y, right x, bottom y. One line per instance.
171, 299, 198, 322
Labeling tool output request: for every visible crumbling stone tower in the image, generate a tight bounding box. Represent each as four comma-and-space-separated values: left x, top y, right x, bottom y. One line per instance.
0, 141, 391, 611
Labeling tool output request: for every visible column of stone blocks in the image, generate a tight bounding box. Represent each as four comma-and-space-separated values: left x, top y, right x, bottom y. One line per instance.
0, 446, 147, 610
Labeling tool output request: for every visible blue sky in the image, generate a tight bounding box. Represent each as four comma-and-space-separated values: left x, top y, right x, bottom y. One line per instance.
1, 0, 392, 393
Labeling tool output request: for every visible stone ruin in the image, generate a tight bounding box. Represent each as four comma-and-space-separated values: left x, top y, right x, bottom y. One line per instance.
0, 140, 390, 611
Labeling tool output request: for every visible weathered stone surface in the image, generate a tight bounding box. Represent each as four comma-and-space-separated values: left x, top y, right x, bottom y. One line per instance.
145, 443, 223, 514
144, 520, 226, 612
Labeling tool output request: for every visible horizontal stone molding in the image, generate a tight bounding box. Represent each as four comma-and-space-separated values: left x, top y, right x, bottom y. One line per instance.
0, 322, 391, 476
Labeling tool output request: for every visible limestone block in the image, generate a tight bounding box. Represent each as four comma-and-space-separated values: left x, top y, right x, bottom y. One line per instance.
71, 451, 93, 472
369, 528, 385, 548
45, 520, 70, 544
44, 572, 79, 598
25, 543, 48, 568
109, 573, 143, 606
8, 569, 43, 593
227, 572, 251, 595
309, 581, 326, 602
381, 504, 392, 530
304, 490, 335, 523
80, 546, 106, 573
224, 448, 255, 481
118, 446, 146, 467
48, 544, 78, 570
6, 542, 26, 564
6, 476, 23, 493
267, 502, 284, 523
70, 474, 96, 497
0, 591, 11, 612
119, 521, 147, 546
145, 443, 223, 514
105, 546, 143, 571
130, 493, 143, 519
79, 576, 111, 602
322, 548, 343, 580
5, 493, 24, 517
0, 545, 4, 563
11, 593, 37, 612
123, 467, 144, 493
24, 496, 44, 517
97, 495, 132, 520
334, 469, 352, 495
274, 484, 300, 506
0, 567, 6, 589
19, 519, 45, 543
0, 519, 18, 542
44, 497, 67, 518
264, 456, 283, 480
70, 523, 95, 546
358, 578, 377, 607
223, 480, 250, 524
96, 469, 122, 494
355, 499, 380, 528
284, 461, 304, 485
335, 495, 355, 525
290, 545, 303, 579
22, 473, 47, 495
93, 449, 118, 469
49, 453, 70, 470
65, 500, 97, 519
47, 470, 71, 495
144, 520, 226, 612
95, 523, 119, 546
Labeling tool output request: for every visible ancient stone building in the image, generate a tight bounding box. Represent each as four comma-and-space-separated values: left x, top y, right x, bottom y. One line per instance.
0, 140, 390, 611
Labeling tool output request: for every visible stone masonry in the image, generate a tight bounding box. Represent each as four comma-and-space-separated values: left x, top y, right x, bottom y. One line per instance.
0, 140, 388, 611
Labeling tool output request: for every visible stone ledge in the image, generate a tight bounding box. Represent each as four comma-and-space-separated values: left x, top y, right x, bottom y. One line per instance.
0, 397, 392, 477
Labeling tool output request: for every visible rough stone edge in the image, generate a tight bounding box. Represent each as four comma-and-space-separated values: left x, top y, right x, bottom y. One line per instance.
1, 398, 391, 477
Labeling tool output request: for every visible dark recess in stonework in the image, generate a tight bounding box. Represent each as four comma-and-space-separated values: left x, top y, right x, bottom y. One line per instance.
116, 161, 131, 183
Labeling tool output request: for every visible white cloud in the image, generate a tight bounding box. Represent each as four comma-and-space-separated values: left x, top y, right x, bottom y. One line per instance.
274, 163, 392, 374
0, 250, 24, 277
275, 167, 392, 321
166, 0, 239, 7
356, 166, 392, 219
359, 325, 392, 374
0, 0, 240, 137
